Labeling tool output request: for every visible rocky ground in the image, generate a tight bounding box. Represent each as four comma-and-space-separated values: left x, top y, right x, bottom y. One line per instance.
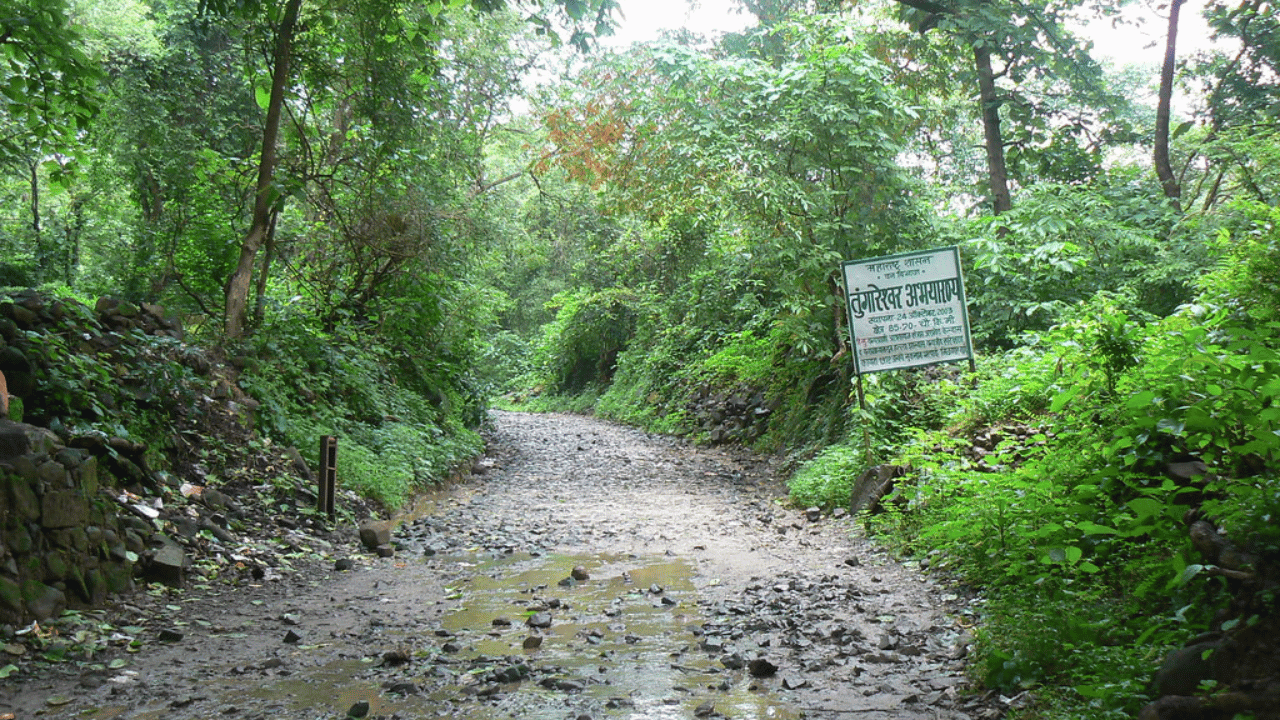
2, 410, 998, 720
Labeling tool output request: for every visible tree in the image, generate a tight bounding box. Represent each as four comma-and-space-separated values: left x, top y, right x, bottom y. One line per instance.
537, 16, 929, 361
881, 0, 1115, 214
1191, 0, 1280, 209
222, 0, 302, 338
1154, 0, 1185, 207
97, 0, 257, 305
0, 0, 102, 163
217, 0, 622, 338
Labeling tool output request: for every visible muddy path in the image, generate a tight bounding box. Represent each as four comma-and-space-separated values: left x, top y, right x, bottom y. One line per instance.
4, 411, 978, 720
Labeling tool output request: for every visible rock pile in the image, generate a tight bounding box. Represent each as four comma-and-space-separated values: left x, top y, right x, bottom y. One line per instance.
963, 422, 1053, 471
688, 384, 776, 444
0, 290, 193, 431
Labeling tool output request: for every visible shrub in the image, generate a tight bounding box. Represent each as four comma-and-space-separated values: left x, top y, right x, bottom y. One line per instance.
787, 442, 866, 510
238, 307, 483, 510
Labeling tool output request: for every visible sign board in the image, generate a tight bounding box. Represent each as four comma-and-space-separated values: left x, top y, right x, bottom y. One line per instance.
843, 246, 974, 375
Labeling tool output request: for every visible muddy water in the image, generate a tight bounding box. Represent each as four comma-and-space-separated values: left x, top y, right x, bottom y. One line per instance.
6, 411, 973, 720
434, 551, 799, 719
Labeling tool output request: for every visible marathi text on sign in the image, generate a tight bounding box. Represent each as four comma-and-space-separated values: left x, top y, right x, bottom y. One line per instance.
842, 247, 975, 375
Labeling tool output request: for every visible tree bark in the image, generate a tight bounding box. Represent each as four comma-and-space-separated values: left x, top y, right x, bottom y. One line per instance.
1154, 0, 1184, 209
252, 210, 278, 330
225, 0, 303, 338
29, 161, 43, 277
974, 43, 1012, 215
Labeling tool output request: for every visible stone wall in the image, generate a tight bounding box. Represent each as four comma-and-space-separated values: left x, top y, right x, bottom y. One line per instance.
0, 420, 138, 624
0, 291, 192, 627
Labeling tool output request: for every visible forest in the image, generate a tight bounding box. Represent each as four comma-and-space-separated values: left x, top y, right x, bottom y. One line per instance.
2, 0, 1278, 717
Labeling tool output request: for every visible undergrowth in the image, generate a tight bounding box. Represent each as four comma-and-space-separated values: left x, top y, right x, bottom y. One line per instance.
786, 211, 1280, 718
238, 309, 483, 509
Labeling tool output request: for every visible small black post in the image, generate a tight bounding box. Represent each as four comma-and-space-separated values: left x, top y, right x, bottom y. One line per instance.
319, 435, 337, 519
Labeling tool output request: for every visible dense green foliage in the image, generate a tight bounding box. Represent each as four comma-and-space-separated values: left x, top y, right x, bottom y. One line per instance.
2, 0, 617, 505
3, 0, 1279, 715
787, 204, 1280, 716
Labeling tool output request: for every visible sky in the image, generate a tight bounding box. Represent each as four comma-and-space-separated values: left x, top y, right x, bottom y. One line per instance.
603, 0, 752, 46
603, 0, 1228, 67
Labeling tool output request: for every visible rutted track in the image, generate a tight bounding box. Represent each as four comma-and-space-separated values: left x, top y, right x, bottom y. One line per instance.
4, 410, 978, 720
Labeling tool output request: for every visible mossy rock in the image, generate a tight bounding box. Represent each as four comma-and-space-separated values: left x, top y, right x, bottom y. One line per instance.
0, 575, 22, 619
101, 562, 132, 595
21, 579, 65, 621
43, 551, 69, 583
2, 474, 40, 522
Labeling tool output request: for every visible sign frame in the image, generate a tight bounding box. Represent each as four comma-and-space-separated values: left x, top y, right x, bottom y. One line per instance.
842, 246, 975, 377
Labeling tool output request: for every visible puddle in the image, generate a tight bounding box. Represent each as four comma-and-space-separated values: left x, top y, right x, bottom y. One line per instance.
434, 551, 801, 720
81, 552, 802, 720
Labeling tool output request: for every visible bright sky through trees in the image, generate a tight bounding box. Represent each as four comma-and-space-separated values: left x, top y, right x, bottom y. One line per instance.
608, 0, 1225, 66
605, 0, 751, 45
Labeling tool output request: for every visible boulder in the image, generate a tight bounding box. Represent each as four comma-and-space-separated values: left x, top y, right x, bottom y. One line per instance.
146, 535, 188, 586
1151, 638, 1232, 698
850, 464, 908, 515
0, 575, 22, 622
22, 580, 66, 621
359, 520, 394, 551
0, 419, 30, 459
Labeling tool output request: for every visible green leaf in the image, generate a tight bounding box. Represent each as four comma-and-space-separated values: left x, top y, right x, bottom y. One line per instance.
1127, 497, 1163, 520
1184, 405, 1216, 431
1126, 390, 1157, 409
1075, 684, 1107, 699
1077, 521, 1117, 535
254, 84, 271, 111
1172, 564, 1205, 588
1044, 545, 1082, 564
1050, 389, 1075, 412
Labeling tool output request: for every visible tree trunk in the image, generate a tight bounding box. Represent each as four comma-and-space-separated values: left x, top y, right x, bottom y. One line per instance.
974, 43, 1012, 215
29, 161, 44, 279
252, 210, 278, 330
64, 193, 87, 284
1154, 0, 1184, 208
225, 0, 303, 338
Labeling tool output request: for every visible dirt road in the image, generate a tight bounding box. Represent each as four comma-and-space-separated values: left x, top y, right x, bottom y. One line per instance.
4, 411, 977, 720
